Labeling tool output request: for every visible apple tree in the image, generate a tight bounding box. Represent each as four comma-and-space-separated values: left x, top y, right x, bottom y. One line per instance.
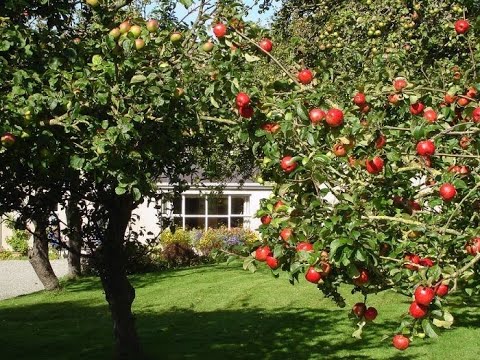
1, 0, 256, 358
235, 0, 480, 350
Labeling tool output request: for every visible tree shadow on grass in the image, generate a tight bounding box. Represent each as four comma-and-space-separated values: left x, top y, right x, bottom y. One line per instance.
0, 299, 408, 360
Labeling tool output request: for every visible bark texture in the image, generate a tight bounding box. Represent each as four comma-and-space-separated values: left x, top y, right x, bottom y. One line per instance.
66, 199, 82, 278
99, 197, 145, 360
28, 219, 60, 291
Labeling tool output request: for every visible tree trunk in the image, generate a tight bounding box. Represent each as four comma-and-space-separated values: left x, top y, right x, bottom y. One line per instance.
28, 219, 60, 291
66, 199, 82, 278
99, 197, 145, 360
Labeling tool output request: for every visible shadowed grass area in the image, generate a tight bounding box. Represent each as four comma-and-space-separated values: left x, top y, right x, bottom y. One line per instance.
0, 264, 479, 359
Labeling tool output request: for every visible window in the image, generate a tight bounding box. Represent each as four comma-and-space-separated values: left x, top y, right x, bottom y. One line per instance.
163, 195, 250, 230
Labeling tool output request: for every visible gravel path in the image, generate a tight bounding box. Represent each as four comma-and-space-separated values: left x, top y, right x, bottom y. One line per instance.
0, 260, 68, 301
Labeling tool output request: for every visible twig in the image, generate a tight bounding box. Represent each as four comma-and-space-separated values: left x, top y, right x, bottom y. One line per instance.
365, 215, 462, 236
232, 27, 302, 86
433, 153, 480, 159
442, 252, 480, 281
441, 182, 480, 234
199, 115, 237, 125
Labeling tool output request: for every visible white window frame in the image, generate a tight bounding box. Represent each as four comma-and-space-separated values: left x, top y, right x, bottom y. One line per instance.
163, 194, 250, 230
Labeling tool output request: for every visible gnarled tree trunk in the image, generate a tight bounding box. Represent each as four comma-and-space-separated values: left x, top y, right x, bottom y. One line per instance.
99, 196, 144, 360
66, 198, 82, 278
28, 219, 60, 291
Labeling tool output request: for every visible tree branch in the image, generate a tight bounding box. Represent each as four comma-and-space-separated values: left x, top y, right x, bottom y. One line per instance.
365, 215, 462, 236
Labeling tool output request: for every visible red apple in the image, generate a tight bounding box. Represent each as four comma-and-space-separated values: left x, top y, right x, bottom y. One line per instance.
455, 19, 470, 34
416, 140, 435, 156
236, 92, 250, 108
414, 286, 435, 306
393, 77, 408, 92
388, 93, 401, 105
266, 256, 280, 270
1, 133, 16, 147
255, 246, 271, 261
409, 301, 428, 319
296, 242, 314, 252
273, 200, 285, 212
213, 23, 227, 38
134, 38, 145, 50
472, 107, 480, 123
333, 143, 347, 157
410, 102, 425, 115
305, 266, 322, 284
353, 269, 369, 287
325, 108, 344, 127
407, 199, 421, 212
353, 92, 367, 106
352, 302, 367, 317
392, 335, 410, 351
465, 237, 480, 256
444, 93, 457, 104
365, 156, 384, 174
436, 284, 449, 297
261, 122, 280, 133
201, 41, 214, 52
364, 307, 378, 321
146, 19, 159, 33
238, 105, 254, 118
309, 108, 326, 125
280, 156, 297, 173
419, 258, 434, 267
375, 134, 387, 149
109, 27, 121, 39
119, 20, 131, 34
260, 215, 272, 225
404, 254, 421, 271
439, 183, 456, 202
297, 69, 313, 85
259, 38, 273, 52
423, 109, 438, 123
280, 228, 292, 242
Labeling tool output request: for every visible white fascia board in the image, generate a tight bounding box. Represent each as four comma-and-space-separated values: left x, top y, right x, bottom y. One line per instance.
156, 182, 274, 191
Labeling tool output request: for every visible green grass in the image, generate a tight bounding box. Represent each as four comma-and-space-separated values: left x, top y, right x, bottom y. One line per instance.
1, 264, 479, 360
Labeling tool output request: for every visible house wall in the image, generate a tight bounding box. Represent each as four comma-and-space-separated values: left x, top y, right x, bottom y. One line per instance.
0, 183, 273, 246
131, 182, 273, 240
0, 220, 14, 251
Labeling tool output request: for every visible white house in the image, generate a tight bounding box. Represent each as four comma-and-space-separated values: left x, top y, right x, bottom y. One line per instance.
0, 180, 272, 250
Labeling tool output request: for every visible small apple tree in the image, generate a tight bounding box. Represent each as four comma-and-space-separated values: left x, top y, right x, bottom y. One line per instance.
1, 0, 256, 358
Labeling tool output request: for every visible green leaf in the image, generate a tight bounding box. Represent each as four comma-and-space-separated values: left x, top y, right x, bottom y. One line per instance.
115, 186, 127, 195
421, 319, 439, 338
179, 0, 193, 8
70, 156, 85, 170
210, 96, 220, 108
131, 75, 147, 84
244, 53, 261, 62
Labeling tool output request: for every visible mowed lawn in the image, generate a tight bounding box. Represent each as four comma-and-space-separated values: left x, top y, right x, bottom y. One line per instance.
0, 264, 479, 360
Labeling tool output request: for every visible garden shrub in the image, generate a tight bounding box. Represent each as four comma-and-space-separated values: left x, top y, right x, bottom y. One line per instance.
161, 242, 200, 268
5, 229, 29, 255
159, 228, 192, 247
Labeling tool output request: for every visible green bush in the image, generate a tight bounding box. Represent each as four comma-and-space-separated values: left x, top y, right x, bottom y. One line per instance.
6, 229, 30, 255
159, 229, 192, 247
161, 242, 202, 268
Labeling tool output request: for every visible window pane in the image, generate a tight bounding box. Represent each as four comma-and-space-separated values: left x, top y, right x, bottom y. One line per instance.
173, 217, 183, 227
231, 217, 244, 227
231, 197, 245, 215
208, 217, 228, 228
185, 197, 205, 215
208, 197, 228, 215
185, 217, 205, 229
173, 197, 182, 214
